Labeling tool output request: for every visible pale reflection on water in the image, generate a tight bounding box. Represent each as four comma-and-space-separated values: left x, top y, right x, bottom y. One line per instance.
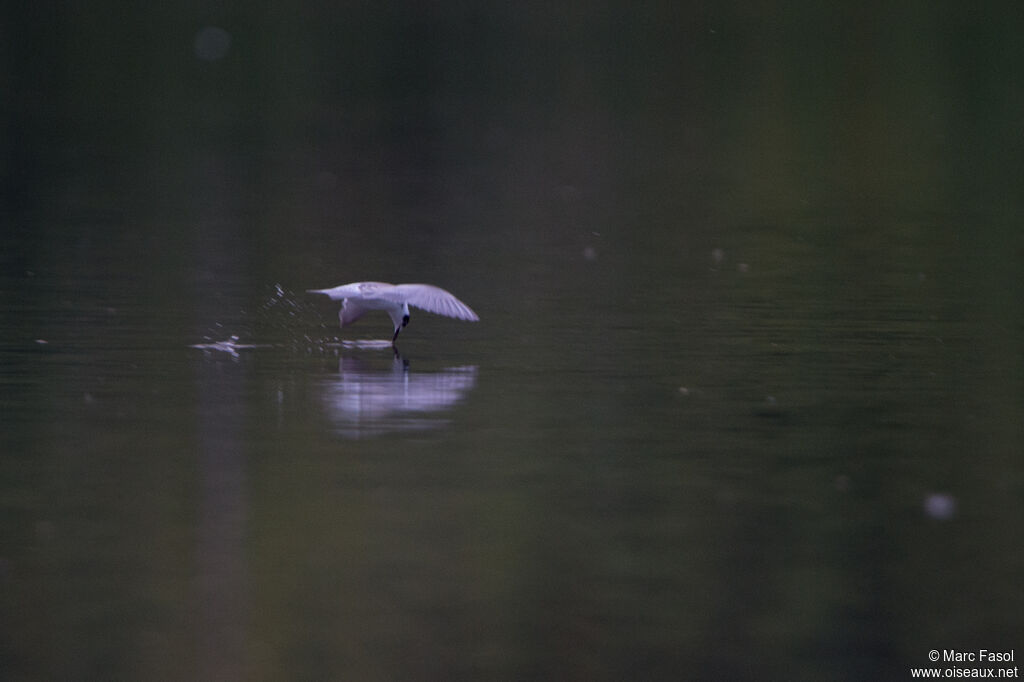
320, 352, 478, 439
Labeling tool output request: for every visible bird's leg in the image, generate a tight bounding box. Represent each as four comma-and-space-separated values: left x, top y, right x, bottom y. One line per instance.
391, 326, 401, 344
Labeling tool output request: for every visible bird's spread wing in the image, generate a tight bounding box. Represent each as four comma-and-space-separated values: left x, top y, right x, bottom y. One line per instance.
340, 299, 371, 326
387, 284, 479, 321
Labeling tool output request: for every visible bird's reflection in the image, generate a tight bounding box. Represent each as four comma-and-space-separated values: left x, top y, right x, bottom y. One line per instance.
319, 349, 478, 439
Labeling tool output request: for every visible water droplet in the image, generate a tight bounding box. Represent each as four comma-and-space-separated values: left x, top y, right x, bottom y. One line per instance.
923, 493, 957, 520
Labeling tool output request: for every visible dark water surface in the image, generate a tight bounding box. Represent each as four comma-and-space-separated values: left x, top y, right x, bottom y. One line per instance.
3, 4, 1024, 680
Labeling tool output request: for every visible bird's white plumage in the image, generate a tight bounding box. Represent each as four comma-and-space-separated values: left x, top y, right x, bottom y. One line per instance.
339, 299, 372, 326
307, 282, 478, 341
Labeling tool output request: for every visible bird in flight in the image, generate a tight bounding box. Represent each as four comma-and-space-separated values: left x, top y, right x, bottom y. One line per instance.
307, 282, 478, 344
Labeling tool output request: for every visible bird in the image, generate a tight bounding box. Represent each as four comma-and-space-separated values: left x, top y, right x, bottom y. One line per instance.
307, 282, 478, 344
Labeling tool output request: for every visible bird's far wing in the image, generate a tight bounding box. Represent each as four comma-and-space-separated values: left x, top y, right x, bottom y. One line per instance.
389, 284, 479, 321
340, 299, 371, 326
